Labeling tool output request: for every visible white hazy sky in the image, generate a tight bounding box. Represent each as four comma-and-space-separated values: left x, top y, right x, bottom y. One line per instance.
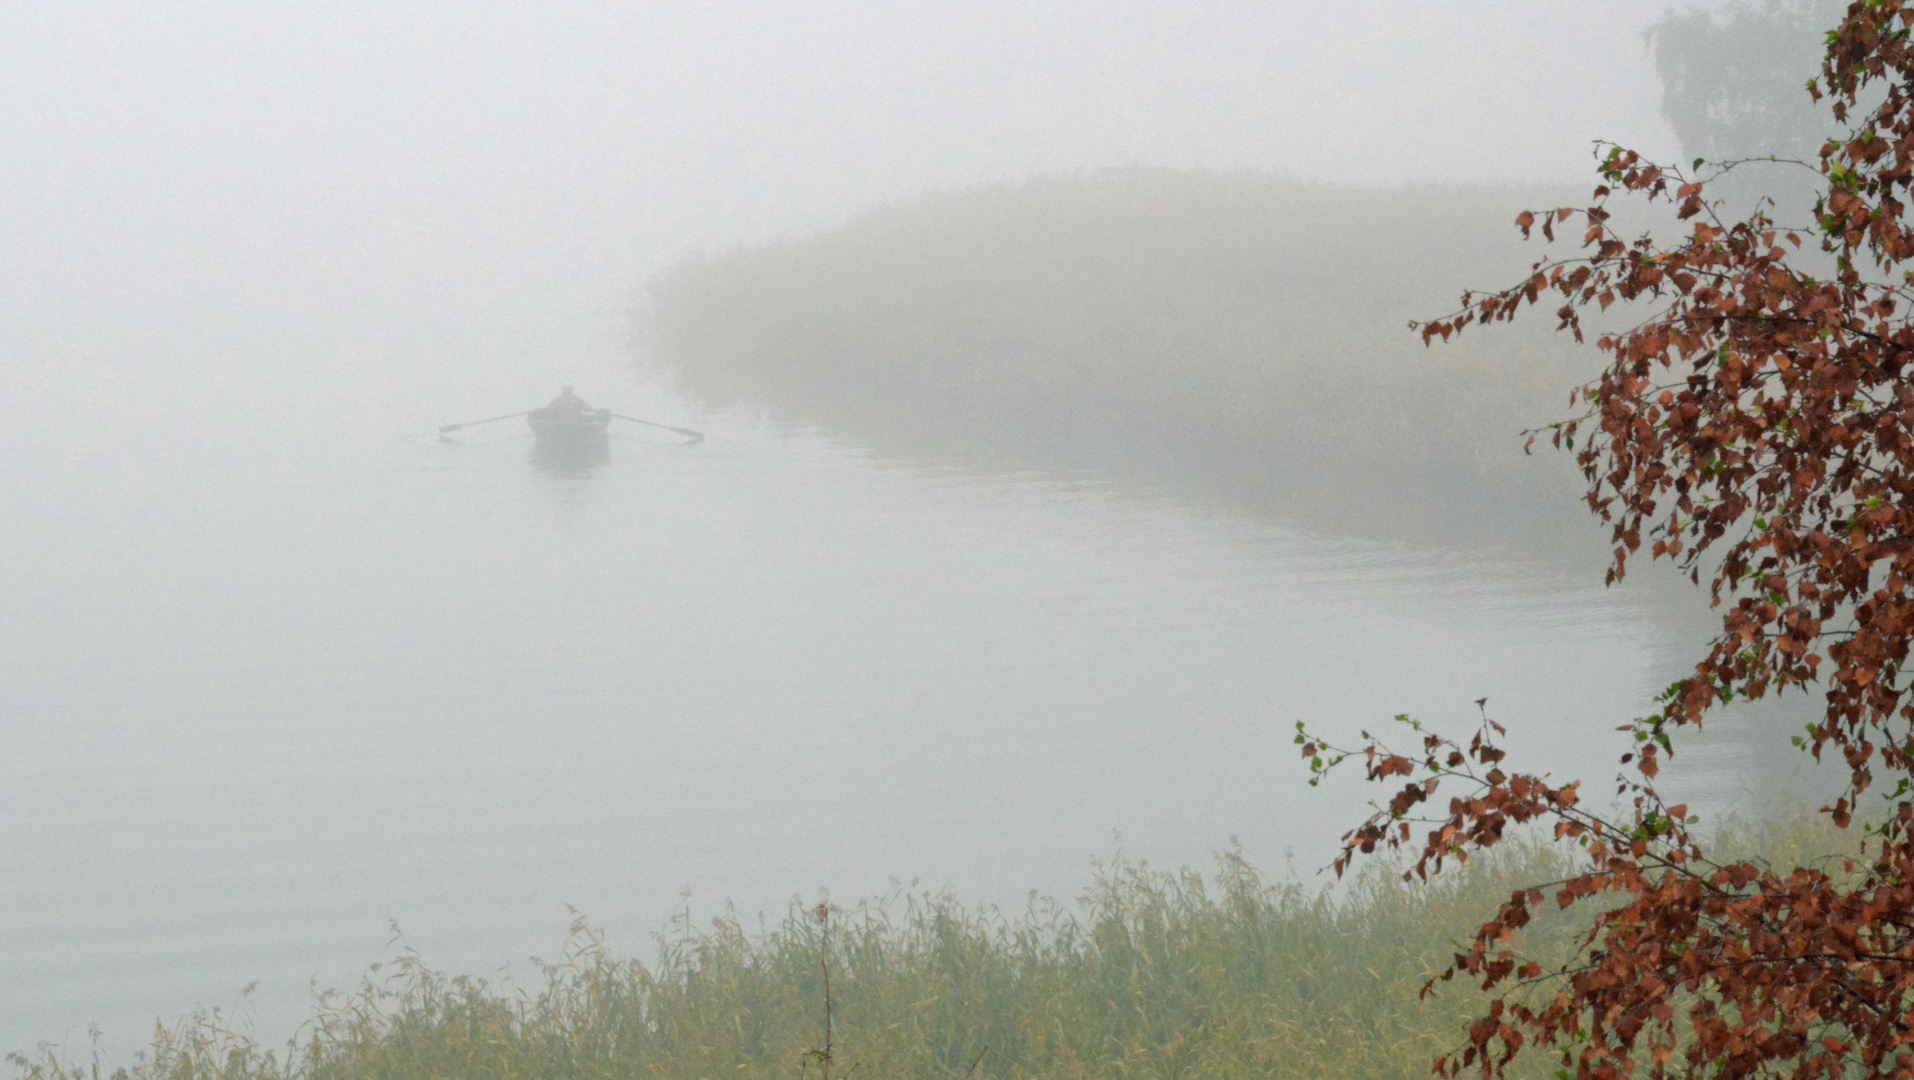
0, 1, 1717, 439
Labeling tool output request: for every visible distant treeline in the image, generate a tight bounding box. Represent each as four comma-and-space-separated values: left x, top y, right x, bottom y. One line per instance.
641, 170, 1624, 555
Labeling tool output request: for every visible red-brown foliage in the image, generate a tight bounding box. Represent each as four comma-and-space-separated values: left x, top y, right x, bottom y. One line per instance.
1300, 4, 1914, 1077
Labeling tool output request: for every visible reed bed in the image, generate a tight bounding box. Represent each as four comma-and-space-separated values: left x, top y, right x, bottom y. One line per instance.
11, 810, 1860, 1080
18, 815, 1852, 1072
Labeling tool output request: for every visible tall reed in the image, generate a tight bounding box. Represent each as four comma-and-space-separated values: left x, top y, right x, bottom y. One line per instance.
12, 813, 1852, 1080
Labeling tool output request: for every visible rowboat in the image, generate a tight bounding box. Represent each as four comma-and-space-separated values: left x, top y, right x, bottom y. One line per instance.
435, 396, 701, 467
528, 410, 611, 469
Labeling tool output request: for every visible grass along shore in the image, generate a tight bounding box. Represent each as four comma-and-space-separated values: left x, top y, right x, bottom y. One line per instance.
12, 812, 1853, 1080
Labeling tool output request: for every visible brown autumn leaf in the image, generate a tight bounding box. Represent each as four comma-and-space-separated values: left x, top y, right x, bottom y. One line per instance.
1293, 4, 1914, 1078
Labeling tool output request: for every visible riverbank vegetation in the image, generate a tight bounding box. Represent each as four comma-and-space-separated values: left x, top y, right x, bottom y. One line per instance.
12, 813, 1850, 1080
1291, 4, 1914, 1075
641, 170, 1612, 557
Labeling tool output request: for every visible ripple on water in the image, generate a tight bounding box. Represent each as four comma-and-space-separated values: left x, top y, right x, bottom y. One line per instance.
0, 419, 1703, 1056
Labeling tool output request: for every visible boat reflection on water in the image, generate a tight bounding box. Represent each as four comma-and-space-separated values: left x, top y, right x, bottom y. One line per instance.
528, 413, 612, 473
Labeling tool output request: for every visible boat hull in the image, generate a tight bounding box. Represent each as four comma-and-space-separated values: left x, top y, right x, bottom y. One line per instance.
528, 412, 611, 469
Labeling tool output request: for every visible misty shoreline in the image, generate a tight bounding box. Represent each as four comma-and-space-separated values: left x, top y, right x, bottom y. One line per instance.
639, 169, 1623, 563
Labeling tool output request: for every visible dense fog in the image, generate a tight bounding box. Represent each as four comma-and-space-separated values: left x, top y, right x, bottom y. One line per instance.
1, 0, 1839, 1062
2, 1, 1684, 455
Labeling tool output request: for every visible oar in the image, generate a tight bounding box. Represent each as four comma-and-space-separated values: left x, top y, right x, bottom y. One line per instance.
608, 412, 705, 443
439, 410, 534, 434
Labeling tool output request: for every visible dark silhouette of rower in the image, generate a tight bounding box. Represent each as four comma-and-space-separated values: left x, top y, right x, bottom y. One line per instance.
543, 386, 596, 419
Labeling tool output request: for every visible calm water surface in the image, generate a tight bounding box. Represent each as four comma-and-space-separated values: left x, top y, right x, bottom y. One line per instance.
2, 406, 1717, 1054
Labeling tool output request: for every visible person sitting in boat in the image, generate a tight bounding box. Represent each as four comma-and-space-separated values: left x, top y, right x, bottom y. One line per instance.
542, 386, 598, 420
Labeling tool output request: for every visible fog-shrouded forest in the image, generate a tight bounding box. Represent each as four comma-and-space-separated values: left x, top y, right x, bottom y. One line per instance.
641, 0, 1852, 560
643, 170, 1607, 556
